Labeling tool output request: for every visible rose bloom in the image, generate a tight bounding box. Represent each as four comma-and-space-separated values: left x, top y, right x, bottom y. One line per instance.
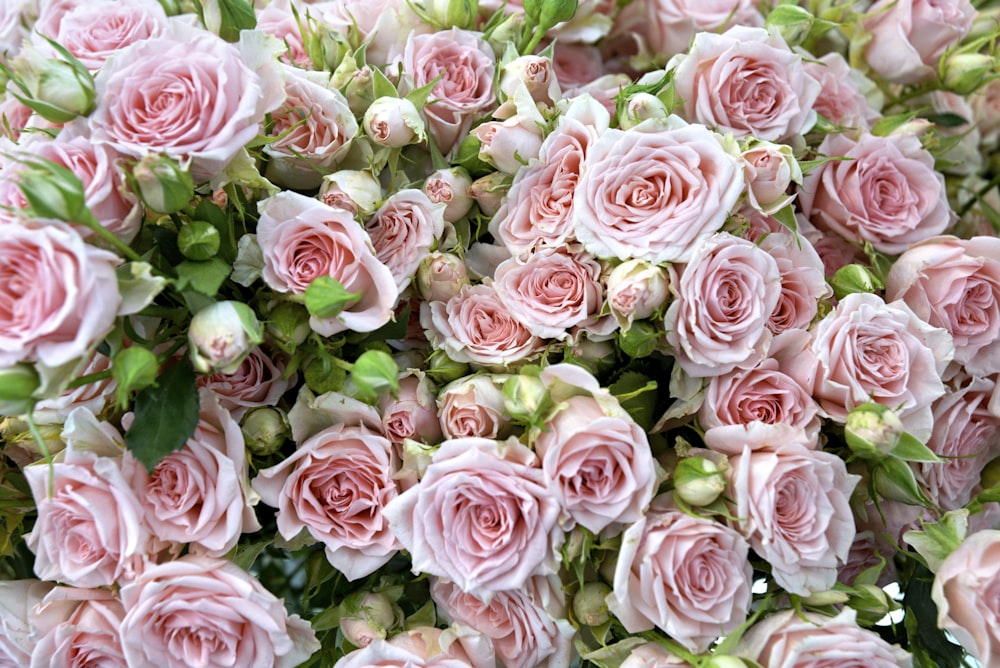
803, 52, 882, 131
574, 122, 743, 264
366, 189, 446, 292
315, 0, 427, 67
88, 23, 284, 182
119, 555, 319, 668
39, 0, 168, 70
421, 284, 544, 369
123, 389, 261, 557
728, 444, 859, 595
758, 232, 831, 334
805, 293, 953, 442
380, 373, 442, 445
886, 236, 1000, 376
740, 141, 800, 215
862, 0, 975, 85
0, 220, 119, 371
334, 637, 483, 668
737, 609, 912, 666
534, 395, 656, 534
256, 0, 312, 68
431, 576, 575, 668
263, 65, 358, 190
663, 233, 782, 378
608, 504, 753, 653
620, 643, 689, 668
34, 349, 116, 425
0, 580, 51, 666
670, 26, 821, 141
437, 374, 509, 440
798, 132, 952, 255
198, 346, 292, 420
493, 248, 605, 340
25, 445, 148, 588
384, 438, 562, 598
29, 586, 126, 668
399, 28, 495, 154
257, 191, 399, 336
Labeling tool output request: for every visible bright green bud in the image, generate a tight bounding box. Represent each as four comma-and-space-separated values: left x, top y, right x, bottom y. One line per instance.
524, 0, 578, 29
845, 403, 903, 460
130, 153, 194, 214
266, 301, 311, 352
673, 456, 727, 507
502, 373, 547, 421
941, 52, 997, 95
304, 276, 361, 321
188, 301, 264, 374
10, 42, 95, 123
572, 582, 612, 626
425, 0, 478, 29
764, 4, 815, 46
178, 221, 221, 261
241, 406, 290, 456
830, 264, 884, 300
351, 350, 400, 401
16, 158, 90, 224
425, 349, 469, 385
112, 347, 159, 410
0, 364, 40, 415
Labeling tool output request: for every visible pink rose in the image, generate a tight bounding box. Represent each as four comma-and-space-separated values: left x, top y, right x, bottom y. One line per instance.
0, 0, 31, 57
803, 53, 882, 131
40, 0, 168, 71
34, 349, 116, 425
798, 132, 952, 255
0, 580, 52, 666
123, 389, 261, 557
0, 220, 119, 370
664, 233, 782, 378
257, 191, 399, 336
805, 293, 953, 441
740, 142, 800, 215
552, 43, 606, 90
431, 576, 575, 668
334, 639, 477, 668
728, 444, 859, 595
472, 117, 544, 175
973, 78, 1000, 149
256, 0, 312, 68
399, 28, 496, 154
758, 232, 831, 335
263, 66, 358, 190
736, 609, 912, 666
88, 24, 284, 182
119, 555, 319, 668
933, 530, 1000, 666
494, 248, 605, 340
423, 168, 473, 223
670, 27, 821, 141
254, 423, 400, 580
534, 395, 656, 533
886, 236, 1000, 376
25, 446, 148, 588
380, 373, 442, 445
608, 503, 752, 652
619, 643, 689, 667
198, 346, 292, 420
384, 438, 562, 598
574, 123, 743, 264
862, 0, 975, 85
383, 626, 495, 668
29, 586, 126, 668
366, 189, 446, 292
421, 284, 544, 369
315, 0, 427, 67
437, 375, 509, 440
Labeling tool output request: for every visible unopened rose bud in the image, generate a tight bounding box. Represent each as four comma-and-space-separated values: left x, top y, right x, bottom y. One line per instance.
799, 589, 851, 606
472, 119, 542, 174
845, 403, 904, 460
319, 170, 383, 217
188, 301, 264, 375
241, 406, 290, 456
573, 582, 611, 626
499, 55, 560, 106
130, 153, 194, 214
873, 457, 932, 507
425, 0, 478, 29
266, 301, 311, 352
523, 0, 579, 29
304, 24, 351, 72
178, 220, 221, 260
502, 374, 547, 421
740, 141, 801, 214
486, 14, 526, 54
340, 591, 402, 647
363, 96, 425, 148
673, 456, 726, 506
423, 168, 473, 222
425, 350, 469, 385
10, 43, 95, 123
606, 260, 670, 326
16, 158, 90, 224
468, 172, 510, 217
340, 617, 383, 648
416, 252, 470, 303
341, 65, 375, 117
830, 264, 883, 300
0, 364, 40, 415
942, 52, 997, 96
620, 92, 669, 130
763, 4, 815, 46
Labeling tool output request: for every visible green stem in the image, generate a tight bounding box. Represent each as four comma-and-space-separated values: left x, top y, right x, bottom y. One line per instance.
24, 405, 55, 498
521, 24, 547, 56
65, 369, 113, 390
77, 211, 145, 263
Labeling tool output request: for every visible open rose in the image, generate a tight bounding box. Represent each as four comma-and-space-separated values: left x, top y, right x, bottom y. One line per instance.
39, 0, 168, 71
29, 586, 126, 668
886, 236, 1000, 376
0, 580, 52, 666
574, 122, 743, 264
257, 191, 399, 336
366, 190, 446, 292
670, 26, 821, 141
198, 346, 292, 420
438, 375, 509, 440
608, 502, 752, 652
253, 424, 400, 580
380, 373, 441, 445
758, 232, 831, 334
803, 52, 882, 132
119, 555, 318, 668
384, 439, 561, 598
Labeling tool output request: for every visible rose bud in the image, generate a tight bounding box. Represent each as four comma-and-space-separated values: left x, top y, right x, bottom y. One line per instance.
472, 119, 543, 174
502, 373, 547, 422
467, 172, 510, 217
178, 220, 221, 261
10, 43, 95, 123
673, 456, 727, 507
188, 301, 264, 375
265, 301, 311, 352
129, 153, 194, 214
425, 0, 478, 29
845, 403, 905, 460
606, 259, 670, 327
241, 406, 290, 456
363, 96, 426, 148
319, 170, 383, 217
572, 582, 612, 626
941, 52, 997, 96
740, 140, 802, 214
0, 364, 40, 416
425, 349, 470, 385
499, 55, 560, 107
416, 252, 470, 303
620, 92, 670, 130
339, 592, 402, 647
423, 168, 473, 222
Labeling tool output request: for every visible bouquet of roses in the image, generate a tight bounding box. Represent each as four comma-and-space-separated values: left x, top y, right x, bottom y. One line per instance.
0, 0, 999, 665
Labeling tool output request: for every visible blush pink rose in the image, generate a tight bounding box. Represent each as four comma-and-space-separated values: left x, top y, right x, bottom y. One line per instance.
119, 555, 319, 668
399, 28, 495, 154
366, 189, 446, 292
380, 373, 442, 445
384, 438, 561, 598
88, 24, 284, 182
34, 349, 116, 425
253, 423, 400, 580
494, 248, 605, 340
619, 643, 689, 668
431, 576, 575, 668
670, 26, 821, 141
123, 389, 261, 557
421, 284, 544, 369
803, 53, 882, 131
663, 233, 782, 378
534, 395, 656, 534
256, 0, 312, 68
574, 122, 743, 264
758, 232, 831, 334
437, 375, 509, 440
314, 0, 427, 67
862, 0, 975, 85
198, 346, 292, 420
40, 0, 168, 71
608, 503, 753, 652
728, 444, 859, 595
798, 132, 952, 255
886, 236, 1000, 376
29, 586, 126, 668
805, 293, 953, 441
0, 580, 52, 667
334, 639, 478, 668
25, 446, 149, 588
736, 609, 912, 666
257, 191, 399, 336
0, 220, 119, 370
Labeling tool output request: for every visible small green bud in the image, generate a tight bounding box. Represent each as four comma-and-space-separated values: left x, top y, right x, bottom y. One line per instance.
845, 403, 903, 460
524, 0, 578, 29
188, 301, 264, 374
941, 52, 997, 96
112, 347, 159, 410
764, 4, 815, 46
872, 457, 932, 507
572, 582, 612, 626
0, 364, 40, 415
240, 406, 290, 456
425, 0, 478, 29
178, 221, 221, 261
266, 301, 311, 352
799, 589, 851, 606
16, 158, 90, 224
9, 42, 95, 123
425, 349, 469, 385
619, 93, 669, 130
351, 350, 400, 401
130, 153, 195, 214
502, 373, 547, 422
673, 456, 726, 507
830, 264, 884, 300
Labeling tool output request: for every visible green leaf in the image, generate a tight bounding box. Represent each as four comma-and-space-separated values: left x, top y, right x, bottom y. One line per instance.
372, 66, 399, 99
890, 432, 941, 463
904, 563, 967, 667
230, 538, 272, 571
124, 359, 200, 472
213, 0, 257, 42
175, 257, 231, 295
609, 371, 658, 431
770, 203, 799, 234
617, 320, 659, 359
871, 111, 920, 137
304, 276, 361, 320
